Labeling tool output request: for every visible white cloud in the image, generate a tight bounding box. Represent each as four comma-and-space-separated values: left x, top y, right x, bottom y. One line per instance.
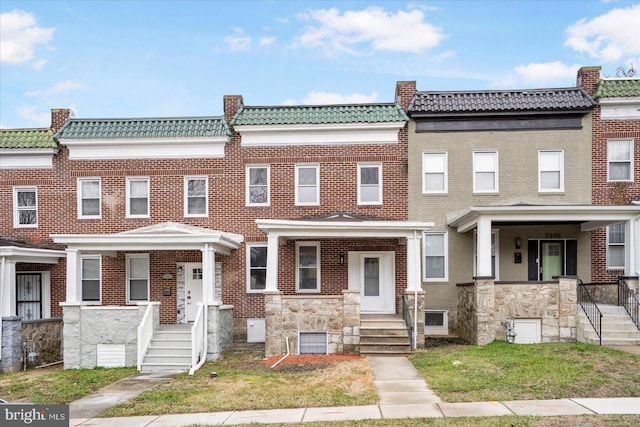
289, 91, 379, 105
26, 80, 86, 97
224, 29, 252, 52
294, 6, 446, 55
32, 59, 47, 70
16, 106, 49, 126
260, 36, 276, 46
512, 62, 581, 86
0, 9, 54, 64
565, 4, 640, 62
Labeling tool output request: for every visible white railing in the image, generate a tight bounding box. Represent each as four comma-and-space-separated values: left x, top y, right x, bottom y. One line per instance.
189, 302, 207, 376
136, 303, 155, 371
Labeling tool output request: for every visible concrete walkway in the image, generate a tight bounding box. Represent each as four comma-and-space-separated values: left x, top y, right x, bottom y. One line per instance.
67, 352, 640, 426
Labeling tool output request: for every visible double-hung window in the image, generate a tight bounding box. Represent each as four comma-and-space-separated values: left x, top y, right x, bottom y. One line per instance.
538, 150, 564, 192
126, 177, 149, 218
423, 152, 447, 193
78, 178, 101, 218
295, 164, 319, 205
13, 187, 38, 228
473, 151, 498, 193
607, 223, 625, 270
127, 254, 149, 302
358, 163, 382, 205
296, 242, 320, 292
608, 140, 633, 182
246, 165, 270, 206
81, 256, 101, 302
184, 176, 208, 217
247, 244, 267, 292
423, 232, 448, 281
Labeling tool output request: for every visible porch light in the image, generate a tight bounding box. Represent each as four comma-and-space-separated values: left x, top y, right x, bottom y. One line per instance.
515, 237, 522, 249
339, 254, 345, 265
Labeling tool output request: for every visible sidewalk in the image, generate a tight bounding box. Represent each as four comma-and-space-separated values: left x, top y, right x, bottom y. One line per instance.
68, 353, 640, 426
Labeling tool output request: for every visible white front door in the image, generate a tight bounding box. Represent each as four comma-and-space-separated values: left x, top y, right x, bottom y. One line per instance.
349, 252, 395, 313
185, 263, 203, 322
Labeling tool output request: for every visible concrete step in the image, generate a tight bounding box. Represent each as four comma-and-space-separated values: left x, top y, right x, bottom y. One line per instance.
360, 335, 411, 345
153, 331, 191, 341
577, 310, 640, 345
143, 354, 192, 364
360, 345, 411, 355
360, 327, 409, 336
149, 338, 191, 348
140, 362, 191, 372
146, 346, 191, 357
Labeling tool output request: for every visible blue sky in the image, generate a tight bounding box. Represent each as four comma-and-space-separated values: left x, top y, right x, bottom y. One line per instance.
1, 1, 639, 128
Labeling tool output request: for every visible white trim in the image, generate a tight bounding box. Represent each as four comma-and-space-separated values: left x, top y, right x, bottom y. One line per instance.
473, 151, 499, 194
80, 255, 102, 303
473, 229, 500, 280
236, 122, 405, 147
77, 177, 102, 219
423, 231, 448, 282
256, 219, 433, 239
422, 151, 448, 194
607, 139, 634, 182
13, 186, 38, 228
60, 136, 228, 160
246, 165, 270, 206
0, 149, 58, 169
607, 223, 626, 270
424, 309, 448, 335
0, 247, 65, 264
246, 243, 267, 293
296, 241, 320, 293
184, 176, 209, 218
126, 177, 150, 218
538, 150, 565, 193
357, 163, 382, 205
126, 253, 149, 303
295, 164, 320, 206
41, 271, 51, 319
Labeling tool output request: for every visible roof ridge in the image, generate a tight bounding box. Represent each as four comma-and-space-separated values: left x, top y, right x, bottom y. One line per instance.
416, 87, 585, 95
66, 115, 226, 122
241, 102, 400, 109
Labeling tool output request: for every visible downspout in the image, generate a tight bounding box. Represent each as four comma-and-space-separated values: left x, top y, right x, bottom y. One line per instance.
0, 256, 5, 360
413, 231, 418, 350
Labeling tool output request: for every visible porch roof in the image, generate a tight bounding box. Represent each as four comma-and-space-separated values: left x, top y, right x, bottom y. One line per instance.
51, 222, 244, 255
447, 205, 640, 233
0, 237, 66, 264
256, 218, 434, 239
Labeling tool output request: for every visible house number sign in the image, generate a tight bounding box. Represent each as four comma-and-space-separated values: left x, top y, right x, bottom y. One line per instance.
545, 233, 561, 238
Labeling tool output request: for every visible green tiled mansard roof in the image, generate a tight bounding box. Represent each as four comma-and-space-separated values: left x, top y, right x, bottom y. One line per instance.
55, 116, 231, 139
231, 103, 409, 126
595, 78, 640, 98
0, 128, 57, 149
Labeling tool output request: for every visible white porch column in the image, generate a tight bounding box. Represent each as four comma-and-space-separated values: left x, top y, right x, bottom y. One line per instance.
625, 218, 636, 276
1, 258, 16, 317
476, 217, 493, 277
65, 249, 81, 302
266, 234, 280, 291
201, 244, 217, 304
406, 233, 422, 291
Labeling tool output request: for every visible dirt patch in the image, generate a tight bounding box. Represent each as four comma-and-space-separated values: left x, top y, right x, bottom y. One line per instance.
261, 354, 363, 365
238, 354, 366, 373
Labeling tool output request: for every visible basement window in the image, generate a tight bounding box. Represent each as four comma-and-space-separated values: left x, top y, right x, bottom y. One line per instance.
424, 310, 448, 335
298, 332, 327, 354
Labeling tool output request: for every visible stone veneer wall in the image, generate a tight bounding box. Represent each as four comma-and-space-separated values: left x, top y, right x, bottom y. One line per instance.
264, 290, 360, 357
1, 317, 22, 373
583, 283, 619, 305
206, 304, 234, 360
455, 284, 476, 344
62, 303, 159, 369
22, 318, 62, 367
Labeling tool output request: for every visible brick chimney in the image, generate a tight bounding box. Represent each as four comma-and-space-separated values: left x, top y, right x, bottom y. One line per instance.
50, 108, 73, 132
223, 95, 243, 125
395, 81, 416, 113
576, 66, 601, 96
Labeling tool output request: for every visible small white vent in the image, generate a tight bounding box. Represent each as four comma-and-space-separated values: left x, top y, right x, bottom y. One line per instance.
424, 310, 448, 335
298, 332, 327, 354
96, 344, 126, 367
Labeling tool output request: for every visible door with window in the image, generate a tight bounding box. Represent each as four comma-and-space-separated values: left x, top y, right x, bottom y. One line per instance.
185, 263, 203, 322
16, 273, 42, 320
527, 239, 576, 281
349, 252, 395, 313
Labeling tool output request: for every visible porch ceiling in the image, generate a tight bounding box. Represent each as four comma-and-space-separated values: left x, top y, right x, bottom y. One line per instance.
256, 218, 434, 239
447, 205, 640, 233
51, 222, 244, 255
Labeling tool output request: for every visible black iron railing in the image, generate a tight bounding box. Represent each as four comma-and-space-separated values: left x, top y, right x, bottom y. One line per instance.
618, 278, 640, 331
402, 294, 414, 351
578, 281, 602, 346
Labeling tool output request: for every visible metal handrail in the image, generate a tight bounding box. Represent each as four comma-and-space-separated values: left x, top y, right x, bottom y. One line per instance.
402, 295, 414, 351
618, 278, 640, 331
578, 281, 603, 346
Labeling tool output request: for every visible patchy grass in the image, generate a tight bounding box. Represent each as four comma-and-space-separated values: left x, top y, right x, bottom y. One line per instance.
0, 364, 136, 404
411, 341, 640, 402
102, 350, 377, 417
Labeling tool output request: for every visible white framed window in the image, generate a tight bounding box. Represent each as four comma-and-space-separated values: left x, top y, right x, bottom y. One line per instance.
296, 242, 320, 292
423, 232, 448, 281
608, 139, 633, 182
358, 163, 382, 205
127, 254, 149, 302
78, 178, 101, 219
538, 150, 564, 192
13, 186, 38, 228
81, 255, 101, 302
473, 151, 498, 193
246, 165, 270, 206
473, 230, 499, 279
424, 310, 449, 335
607, 223, 625, 270
126, 177, 149, 218
184, 176, 208, 217
422, 152, 448, 193
247, 243, 267, 293
295, 164, 319, 206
